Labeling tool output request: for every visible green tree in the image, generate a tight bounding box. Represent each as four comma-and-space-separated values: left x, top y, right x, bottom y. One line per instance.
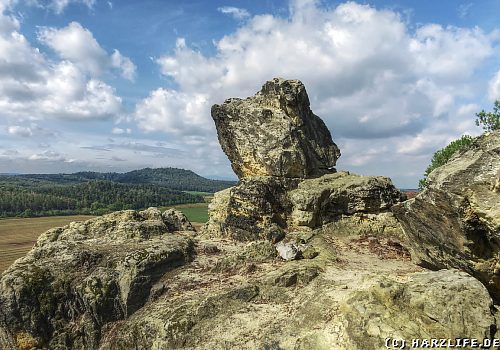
419, 135, 474, 190
475, 100, 500, 132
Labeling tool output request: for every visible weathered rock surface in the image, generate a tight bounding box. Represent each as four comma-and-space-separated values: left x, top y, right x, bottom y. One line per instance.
202, 176, 298, 241
92, 228, 495, 349
393, 130, 500, 299
212, 78, 341, 178
0, 205, 496, 349
289, 171, 405, 229
203, 172, 405, 241
0, 208, 194, 350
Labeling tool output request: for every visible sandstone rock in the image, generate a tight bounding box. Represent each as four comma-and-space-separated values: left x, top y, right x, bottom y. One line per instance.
202, 177, 298, 241
288, 171, 405, 229
393, 130, 500, 299
0, 209, 194, 349
162, 208, 195, 231
95, 229, 496, 350
203, 172, 405, 241
212, 78, 341, 178
343, 269, 495, 349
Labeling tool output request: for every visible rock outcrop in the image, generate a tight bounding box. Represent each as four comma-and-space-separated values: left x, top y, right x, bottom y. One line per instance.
212, 77, 341, 178
1, 78, 497, 349
0, 208, 195, 349
206, 78, 405, 241
393, 130, 500, 299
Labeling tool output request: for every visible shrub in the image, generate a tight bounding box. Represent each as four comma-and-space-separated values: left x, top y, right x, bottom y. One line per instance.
419, 135, 473, 190
476, 100, 500, 132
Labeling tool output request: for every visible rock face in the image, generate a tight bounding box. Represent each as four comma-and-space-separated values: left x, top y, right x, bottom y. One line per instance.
212, 78, 341, 179
1, 216, 497, 349
393, 130, 500, 299
288, 172, 405, 229
204, 171, 405, 241
0, 208, 194, 350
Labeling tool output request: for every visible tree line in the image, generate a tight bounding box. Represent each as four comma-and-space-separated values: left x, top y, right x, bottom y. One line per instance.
0, 179, 204, 218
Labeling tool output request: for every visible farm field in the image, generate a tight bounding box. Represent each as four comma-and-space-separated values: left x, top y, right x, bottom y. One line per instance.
0, 215, 95, 273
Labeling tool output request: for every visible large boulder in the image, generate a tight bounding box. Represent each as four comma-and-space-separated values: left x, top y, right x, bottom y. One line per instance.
288, 171, 405, 229
212, 78, 341, 179
0, 208, 195, 350
393, 130, 500, 298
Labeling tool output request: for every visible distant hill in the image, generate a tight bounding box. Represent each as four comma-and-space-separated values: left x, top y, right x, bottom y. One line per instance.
16, 167, 236, 193
0, 168, 236, 218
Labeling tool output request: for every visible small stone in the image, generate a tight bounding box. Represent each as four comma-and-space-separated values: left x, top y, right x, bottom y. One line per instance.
276, 241, 301, 261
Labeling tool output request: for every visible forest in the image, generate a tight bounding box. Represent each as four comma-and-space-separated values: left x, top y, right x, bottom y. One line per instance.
0, 167, 235, 218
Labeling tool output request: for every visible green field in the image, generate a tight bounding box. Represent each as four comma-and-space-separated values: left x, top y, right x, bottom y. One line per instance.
161, 202, 209, 223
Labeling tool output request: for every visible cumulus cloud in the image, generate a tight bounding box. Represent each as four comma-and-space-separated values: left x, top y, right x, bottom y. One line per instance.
137, 1, 498, 186
218, 6, 250, 20
0, 8, 124, 120
134, 88, 211, 135
38, 22, 136, 80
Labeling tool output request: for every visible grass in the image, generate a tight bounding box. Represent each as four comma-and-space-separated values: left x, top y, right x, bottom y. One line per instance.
0, 215, 95, 273
160, 202, 209, 224
183, 191, 214, 197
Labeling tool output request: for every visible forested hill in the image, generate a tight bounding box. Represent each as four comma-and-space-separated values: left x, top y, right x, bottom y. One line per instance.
16, 167, 236, 192
0, 168, 236, 218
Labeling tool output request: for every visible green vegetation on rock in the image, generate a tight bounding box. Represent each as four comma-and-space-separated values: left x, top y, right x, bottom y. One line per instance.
476, 100, 500, 132
418, 134, 473, 190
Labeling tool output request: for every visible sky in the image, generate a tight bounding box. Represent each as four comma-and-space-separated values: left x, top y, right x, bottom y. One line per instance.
0, 0, 499, 187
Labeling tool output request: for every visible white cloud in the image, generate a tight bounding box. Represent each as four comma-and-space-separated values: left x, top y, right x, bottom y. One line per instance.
111, 49, 136, 81
111, 127, 131, 135
28, 150, 66, 161
38, 22, 136, 80
218, 6, 250, 20
48, 0, 95, 14
488, 70, 500, 101
137, 1, 497, 186
0, 8, 124, 120
135, 88, 211, 135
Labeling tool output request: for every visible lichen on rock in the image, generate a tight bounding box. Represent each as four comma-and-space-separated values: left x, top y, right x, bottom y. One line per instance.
212, 77, 341, 179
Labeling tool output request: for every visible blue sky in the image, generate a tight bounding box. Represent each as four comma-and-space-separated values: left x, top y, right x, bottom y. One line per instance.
0, 0, 499, 187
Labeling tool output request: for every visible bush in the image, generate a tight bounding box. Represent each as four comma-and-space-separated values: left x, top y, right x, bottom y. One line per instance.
419, 135, 474, 190
476, 100, 500, 132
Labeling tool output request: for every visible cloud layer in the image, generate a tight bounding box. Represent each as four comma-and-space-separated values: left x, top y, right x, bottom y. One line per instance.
135, 1, 499, 184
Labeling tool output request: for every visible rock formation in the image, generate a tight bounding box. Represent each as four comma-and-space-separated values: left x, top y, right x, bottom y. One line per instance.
0, 79, 498, 349
205, 78, 405, 241
0, 208, 195, 349
393, 130, 500, 299
212, 78, 341, 178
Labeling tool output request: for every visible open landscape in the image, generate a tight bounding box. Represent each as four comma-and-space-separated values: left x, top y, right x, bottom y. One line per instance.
0, 1, 499, 349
